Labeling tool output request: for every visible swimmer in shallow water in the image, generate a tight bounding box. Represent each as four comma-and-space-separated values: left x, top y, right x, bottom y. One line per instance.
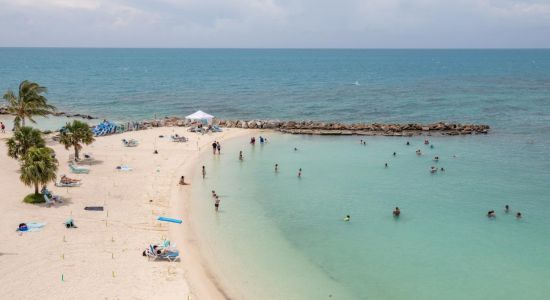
516, 212, 522, 219
487, 210, 496, 218
275, 163, 278, 172
294, 147, 298, 151
298, 168, 302, 177
385, 163, 388, 168
393, 207, 401, 217
416, 149, 422, 155
406, 141, 410, 146
505, 205, 510, 213
239, 151, 243, 161
344, 215, 351, 222
393, 152, 396, 156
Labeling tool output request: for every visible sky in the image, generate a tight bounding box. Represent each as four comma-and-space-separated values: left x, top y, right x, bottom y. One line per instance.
0, 0, 549, 48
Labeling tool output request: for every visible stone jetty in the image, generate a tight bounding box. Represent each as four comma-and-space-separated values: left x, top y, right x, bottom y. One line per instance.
147, 117, 489, 136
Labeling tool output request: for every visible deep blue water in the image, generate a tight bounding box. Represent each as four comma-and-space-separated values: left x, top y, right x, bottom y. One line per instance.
1, 48, 550, 134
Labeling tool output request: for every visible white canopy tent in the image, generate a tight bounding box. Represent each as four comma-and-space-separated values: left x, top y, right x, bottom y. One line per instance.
185, 110, 214, 125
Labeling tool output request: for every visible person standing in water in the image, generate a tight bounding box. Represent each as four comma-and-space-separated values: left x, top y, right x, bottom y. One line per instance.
393, 207, 401, 217
212, 141, 217, 155
216, 142, 221, 154
505, 205, 510, 213
202, 165, 206, 179
298, 168, 302, 178
385, 163, 388, 168
275, 163, 279, 172
516, 212, 522, 219
239, 151, 243, 161
344, 215, 351, 222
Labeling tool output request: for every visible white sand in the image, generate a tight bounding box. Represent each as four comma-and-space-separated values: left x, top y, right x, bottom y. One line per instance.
0, 121, 250, 299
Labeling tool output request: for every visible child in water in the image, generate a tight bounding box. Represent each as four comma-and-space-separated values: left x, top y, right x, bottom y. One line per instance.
344, 215, 351, 222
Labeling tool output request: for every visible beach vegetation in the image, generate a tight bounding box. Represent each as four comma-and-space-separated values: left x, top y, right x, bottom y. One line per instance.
20, 147, 58, 195
2, 80, 56, 129
23, 193, 45, 204
59, 120, 95, 160
6, 126, 46, 160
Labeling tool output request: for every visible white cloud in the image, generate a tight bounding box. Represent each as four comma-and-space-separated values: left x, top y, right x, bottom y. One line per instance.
0, 0, 549, 47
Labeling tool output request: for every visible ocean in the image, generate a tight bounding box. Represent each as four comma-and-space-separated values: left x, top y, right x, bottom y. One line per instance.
2, 49, 550, 299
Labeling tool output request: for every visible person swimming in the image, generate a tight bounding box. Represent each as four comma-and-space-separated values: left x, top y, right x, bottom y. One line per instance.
344, 215, 351, 222
433, 156, 439, 161
406, 141, 410, 146
385, 163, 388, 168
416, 149, 422, 155
298, 168, 302, 177
430, 144, 434, 149
487, 210, 496, 218
393, 207, 401, 217
275, 163, 278, 172
430, 166, 437, 173
505, 205, 510, 213
440, 167, 445, 172
393, 152, 396, 156
424, 139, 429, 145
294, 147, 298, 151
516, 212, 522, 219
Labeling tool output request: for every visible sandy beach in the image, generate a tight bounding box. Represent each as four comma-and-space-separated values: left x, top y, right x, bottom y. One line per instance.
0, 117, 250, 299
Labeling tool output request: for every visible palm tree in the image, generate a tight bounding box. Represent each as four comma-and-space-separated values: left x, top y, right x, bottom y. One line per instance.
20, 147, 58, 195
3, 80, 56, 128
59, 120, 95, 160
6, 126, 45, 159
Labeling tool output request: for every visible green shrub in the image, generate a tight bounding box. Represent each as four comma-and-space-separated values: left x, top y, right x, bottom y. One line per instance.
23, 193, 45, 204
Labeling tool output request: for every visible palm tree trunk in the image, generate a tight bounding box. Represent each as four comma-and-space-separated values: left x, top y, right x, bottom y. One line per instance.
74, 146, 79, 160
34, 183, 39, 195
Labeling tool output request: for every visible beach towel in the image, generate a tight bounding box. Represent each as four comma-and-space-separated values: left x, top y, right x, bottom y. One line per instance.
84, 206, 104, 211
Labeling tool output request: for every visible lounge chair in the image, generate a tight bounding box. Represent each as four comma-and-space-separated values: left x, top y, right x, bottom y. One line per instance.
171, 135, 188, 143
145, 244, 180, 262
69, 164, 90, 174
55, 181, 82, 187
44, 194, 55, 207
122, 139, 139, 147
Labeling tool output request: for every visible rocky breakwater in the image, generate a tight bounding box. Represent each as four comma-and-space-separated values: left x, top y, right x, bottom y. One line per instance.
214, 120, 490, 136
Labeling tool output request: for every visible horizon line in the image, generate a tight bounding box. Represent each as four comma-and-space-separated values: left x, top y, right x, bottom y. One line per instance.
1, 46, 549, 50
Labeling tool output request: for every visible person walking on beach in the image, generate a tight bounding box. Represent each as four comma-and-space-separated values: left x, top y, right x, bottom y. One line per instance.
212, 141, 217, 155
202, 166, 206, 179
0, 122, 5, 133
298, 168, 302, 178
216, 142, 221, 154
275, 163, 278, 172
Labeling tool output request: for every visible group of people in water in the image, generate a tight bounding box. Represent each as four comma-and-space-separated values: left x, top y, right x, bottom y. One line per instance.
212, 141, 221, 155
488, 205, 522, 219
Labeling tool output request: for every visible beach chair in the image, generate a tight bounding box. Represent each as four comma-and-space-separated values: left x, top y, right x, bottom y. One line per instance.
44, 194, 55, 207
69, 164, 90, 174
145, 244, 180, 262
55, 181, 82, 187
171, 135, 188, 143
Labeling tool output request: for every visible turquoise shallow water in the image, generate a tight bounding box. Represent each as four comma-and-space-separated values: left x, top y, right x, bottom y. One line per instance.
192, 133, 550, 300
